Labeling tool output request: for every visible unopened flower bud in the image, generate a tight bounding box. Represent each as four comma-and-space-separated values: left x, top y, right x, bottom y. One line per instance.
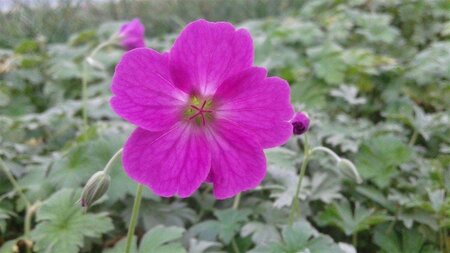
119, 18, 146, 50
337, 158, 362, 184
86, 56, 105, 70
80, 171, 110, 210
291, 112, 310, 135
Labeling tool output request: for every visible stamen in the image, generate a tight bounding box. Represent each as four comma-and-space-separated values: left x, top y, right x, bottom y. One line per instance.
186, 98, 213, 126
189, 112, 202, 120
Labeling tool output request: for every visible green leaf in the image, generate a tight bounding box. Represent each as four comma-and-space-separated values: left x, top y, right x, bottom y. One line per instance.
316, 199, 389, 236
189, 209, 250, 244
250, 220, 344, 253
0, 239, 19, 253
355, 135, 412, 188
397, 209, 439, 230
214, 209, 251, 244
306, 172, 343, 203
0, 207, 12, 233
330, 85, 366, 105
49, 134, 137, 203
140, 201, 196, 229
355, 186, 395, 212
14, 39, 40, 54
105, 226, 186, 253
139, 225, 186, 253
187, 239, 222, 253
31, 188, 114, 253
374, 226, 439, 253
290, 78, 328, 108
307, 42, 346, 85
241, 222, 281, 245
427, 189, 445, 213
348, 10, 399, 43
265, 147, 298, 170
406, 42, 450, 86
103, 236, 137, 253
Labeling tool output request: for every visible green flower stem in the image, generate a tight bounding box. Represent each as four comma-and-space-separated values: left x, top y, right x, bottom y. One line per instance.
445, 228, 449, 253
231, 239, 241, 253
125, 184, 144, 253
24, 207, 32, 238
81, 34, 119, 129
288, 135, 310, 226
81, 60, 88, 128
231, 193, 242, 253
0, 158, 35, 253
0, 158, 30, 206
310, 146, 340, 163
24, 202, 40, 253
409, 129, 418, 146
352, 233, 358, 248
103, 148, 123, 174
88, 34, 119, 59
232, 193, 241, 210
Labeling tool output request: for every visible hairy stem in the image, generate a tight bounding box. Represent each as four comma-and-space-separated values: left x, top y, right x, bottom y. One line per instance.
288, 135, 310, 226
81, 60, 88, 128
230, 192, 243, 252
125, 184, 144, 253
81, 34, 119, 129
310, 146, 340, 163
103, 148, 123, 174
88, 35, 119, 59
231, 238, 241, 253
352, 233, 358, 248
24, 202, 41, 253
0, 158, 36, 252
232, 193, 241, 210
0, 158, 30, 206
409, 129, 418, 146
445, 228, 449, 253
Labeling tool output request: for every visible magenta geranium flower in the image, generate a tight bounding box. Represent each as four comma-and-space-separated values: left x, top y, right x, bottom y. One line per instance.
111, 19, 294, 199
119, 18, 145, 50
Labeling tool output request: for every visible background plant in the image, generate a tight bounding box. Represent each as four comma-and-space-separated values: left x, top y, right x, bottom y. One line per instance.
0, 0, 449, 252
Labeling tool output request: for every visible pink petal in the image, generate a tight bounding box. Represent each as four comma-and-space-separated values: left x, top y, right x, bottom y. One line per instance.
213, 67, 294, 148
111, 48, 188, 131
206, 120, 266, 199
122, 124, 211, 198
169, 19, 253, 96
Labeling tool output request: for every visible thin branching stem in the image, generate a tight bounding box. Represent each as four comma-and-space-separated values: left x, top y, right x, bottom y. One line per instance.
409, 129, 418, 146
81, 33, 119, 129
125, 184, 144, 253
231, 239, 241, 253
103, 148, 123, 175
232, 193, 241, 210
231, 193, 242, 253
288, 135, 310, 226
0, 158, 36, 253
81, 60, 88, 128
352, 233, 358, 248
0, 158, 30, 206
310, 146, 340, 163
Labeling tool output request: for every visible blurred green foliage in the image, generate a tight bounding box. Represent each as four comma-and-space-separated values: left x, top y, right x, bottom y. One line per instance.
0, 0, 300, 47
0, 0, 449, 252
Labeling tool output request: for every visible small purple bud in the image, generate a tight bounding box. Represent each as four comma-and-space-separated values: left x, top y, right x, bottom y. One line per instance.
291, 112, 310, 135
119, 18, 146, 50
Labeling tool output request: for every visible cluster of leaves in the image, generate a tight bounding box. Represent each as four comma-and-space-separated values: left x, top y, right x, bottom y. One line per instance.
0, 0, 449, 252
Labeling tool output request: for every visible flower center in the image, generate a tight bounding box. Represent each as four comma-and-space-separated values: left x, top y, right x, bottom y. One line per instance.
184, 97, 213, 126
